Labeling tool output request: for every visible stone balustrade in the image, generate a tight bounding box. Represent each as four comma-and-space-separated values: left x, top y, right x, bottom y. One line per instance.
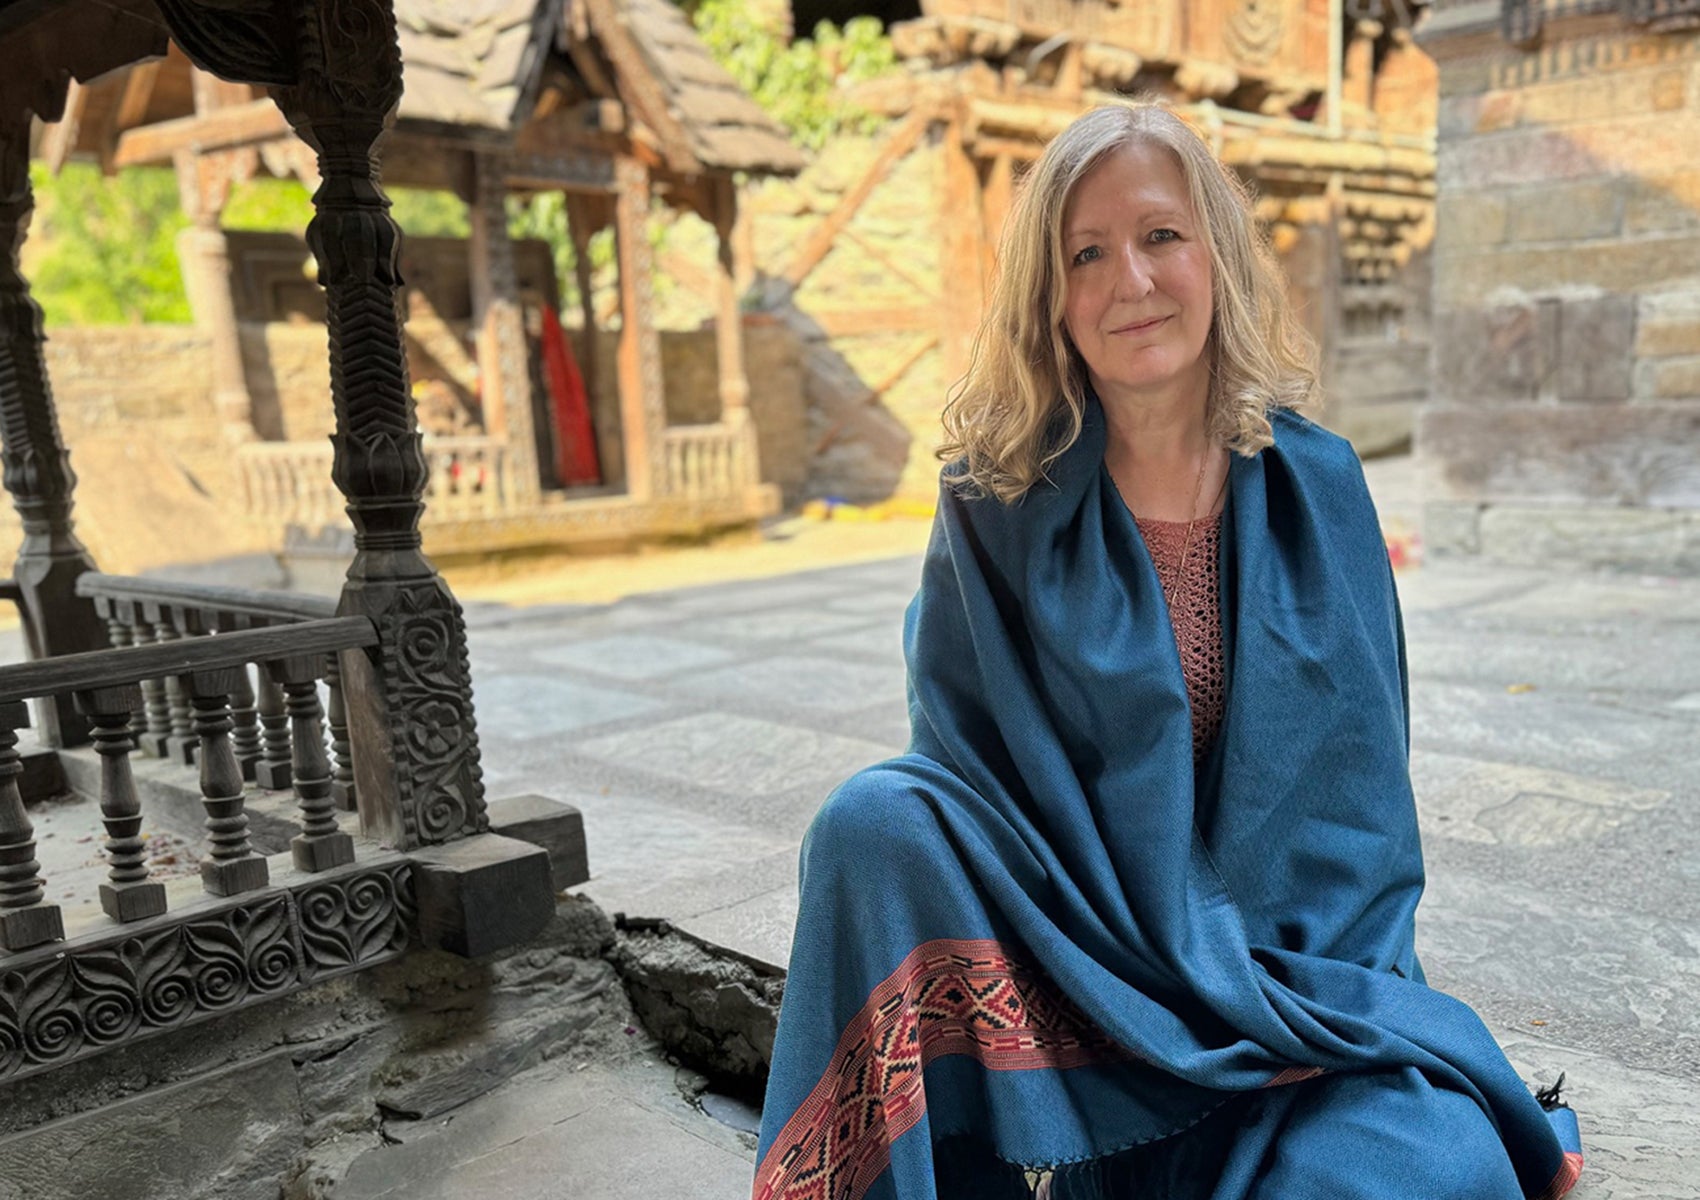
238, 435, 511, 531
661, 421, 759, 501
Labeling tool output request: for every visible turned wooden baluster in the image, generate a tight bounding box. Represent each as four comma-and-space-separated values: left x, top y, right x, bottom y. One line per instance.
230, 663, 263, 783
213, 612, 264, 782
269, 654, 353, 872
132, 614, 174, 758
156, 608, 198, 766
323, 652, 355, 812
96, 598, 149, 736
253, 660, 292, 790
0, 700, 61, 951
182, 667, 268, 896
98, 596, 133, 652
73, 683, 166, 922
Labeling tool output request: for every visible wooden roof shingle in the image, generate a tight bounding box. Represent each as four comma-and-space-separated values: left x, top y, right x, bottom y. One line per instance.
595, 0, 805, 176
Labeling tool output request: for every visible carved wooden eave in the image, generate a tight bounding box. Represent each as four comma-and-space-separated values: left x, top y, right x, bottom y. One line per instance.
892, 1, 1331, 110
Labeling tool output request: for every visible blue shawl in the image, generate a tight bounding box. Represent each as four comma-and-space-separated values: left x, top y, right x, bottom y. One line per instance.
755, 403, 1583, 1200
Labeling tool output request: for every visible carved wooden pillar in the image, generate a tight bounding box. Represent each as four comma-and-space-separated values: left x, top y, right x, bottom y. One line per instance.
983, 154, 1016, 280
613, 155, 666, 501
0, 116, 106, 748
268, 0, 488, 850
711, 176, 750, 429
939, 115, 986, 390
468, 152, 540, 505
175, 149, 256, 443
1344, 19, 1382, 120
564, 192, 602, 476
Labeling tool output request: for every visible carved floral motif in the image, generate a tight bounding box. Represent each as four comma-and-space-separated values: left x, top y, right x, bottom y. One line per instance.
0, 863, 413, 1082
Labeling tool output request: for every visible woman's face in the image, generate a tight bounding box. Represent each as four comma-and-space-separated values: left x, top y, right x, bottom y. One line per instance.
1060, 141, 1215, 410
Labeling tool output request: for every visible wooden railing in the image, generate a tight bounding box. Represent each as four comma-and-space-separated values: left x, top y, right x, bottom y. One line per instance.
0, 614, 417, 1083
74, 574, 353, 804
238, 435, 510, 531
661, 422, 759, 501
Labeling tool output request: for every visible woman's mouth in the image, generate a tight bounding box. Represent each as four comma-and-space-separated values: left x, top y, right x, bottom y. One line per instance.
1111, 316, 1168, 335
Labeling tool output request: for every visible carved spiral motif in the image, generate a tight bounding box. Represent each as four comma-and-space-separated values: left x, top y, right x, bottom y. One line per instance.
190, 946, 247, 1011
416, 785, 467, 841
74, 955, 144, 1047
301, 870, 405, 973
0, 1003, 24, 1078
82, 987, 140, 1046
299, 884, 351, 968
24, 998, 81, 1064
346, 871, 399, 958
249, 940, 298, 993
140, 969, 194, 1027
399, 615, 450, 674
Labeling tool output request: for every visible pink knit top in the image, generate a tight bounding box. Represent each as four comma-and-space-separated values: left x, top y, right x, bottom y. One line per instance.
1134, 513, 1225, 763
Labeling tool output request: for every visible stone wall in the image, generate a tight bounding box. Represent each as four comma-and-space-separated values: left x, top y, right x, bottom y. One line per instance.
774, 130, 949, 505
579, 317, 809, 504
1417, 6, 1700, 571
9, 326, 271, 574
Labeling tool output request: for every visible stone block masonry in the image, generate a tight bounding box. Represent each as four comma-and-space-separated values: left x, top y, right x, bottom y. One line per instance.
1417, 10, 1700, 572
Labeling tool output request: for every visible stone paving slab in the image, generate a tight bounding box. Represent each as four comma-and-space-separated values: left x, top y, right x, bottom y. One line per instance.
335, 1054, 754, 1200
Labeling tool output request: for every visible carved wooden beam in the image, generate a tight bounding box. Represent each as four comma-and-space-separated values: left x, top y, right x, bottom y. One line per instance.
781, 105, 936, 289
37, 78, 87, 174
613, 154, 667, 500
113, 59, 164, 131
112, 99, 292, 166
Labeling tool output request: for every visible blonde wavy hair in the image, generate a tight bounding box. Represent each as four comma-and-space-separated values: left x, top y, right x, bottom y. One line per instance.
938, 101, 1319, 503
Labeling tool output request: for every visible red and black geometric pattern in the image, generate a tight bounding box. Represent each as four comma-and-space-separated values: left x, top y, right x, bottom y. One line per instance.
751, 938, 1128, 1200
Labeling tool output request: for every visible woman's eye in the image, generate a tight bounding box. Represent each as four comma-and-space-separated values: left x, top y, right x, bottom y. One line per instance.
1071, 245, 1101, 266
1150, 228, 1180, 244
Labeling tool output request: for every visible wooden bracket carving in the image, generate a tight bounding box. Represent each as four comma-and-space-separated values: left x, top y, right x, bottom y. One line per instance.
153, 0, 297, 85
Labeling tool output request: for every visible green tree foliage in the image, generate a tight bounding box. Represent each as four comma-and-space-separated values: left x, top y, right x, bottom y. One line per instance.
685, 0, 898, 151
26, 163, 191, 325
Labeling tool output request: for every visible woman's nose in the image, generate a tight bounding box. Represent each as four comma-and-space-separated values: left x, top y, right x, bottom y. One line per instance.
1112, 246, 1155, 299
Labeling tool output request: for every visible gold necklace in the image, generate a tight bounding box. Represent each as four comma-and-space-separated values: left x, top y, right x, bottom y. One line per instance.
1169, 446, 1213, 592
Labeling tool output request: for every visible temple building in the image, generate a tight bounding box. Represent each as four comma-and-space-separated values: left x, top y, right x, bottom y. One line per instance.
1417, 0, 1700, 572
722, 0, 1442, 503
25, 0, 804, 566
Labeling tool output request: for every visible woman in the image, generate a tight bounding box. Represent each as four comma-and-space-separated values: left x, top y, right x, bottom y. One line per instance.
753, 103, 1583, 1200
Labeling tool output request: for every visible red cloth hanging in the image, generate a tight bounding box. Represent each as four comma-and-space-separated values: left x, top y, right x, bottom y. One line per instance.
540, 304, 602, 487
